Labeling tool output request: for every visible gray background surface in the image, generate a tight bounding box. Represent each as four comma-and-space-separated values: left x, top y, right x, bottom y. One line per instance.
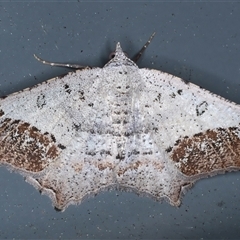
0, 1, 240, 239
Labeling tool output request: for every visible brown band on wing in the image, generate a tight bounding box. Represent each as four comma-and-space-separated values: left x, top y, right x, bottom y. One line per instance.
169, 127, 240, 176
117, 159, 164, 176
0, 117, 60, 172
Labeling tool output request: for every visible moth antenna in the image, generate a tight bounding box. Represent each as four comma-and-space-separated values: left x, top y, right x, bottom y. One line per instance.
133, 32, 156, 63
33, 54, 90, 69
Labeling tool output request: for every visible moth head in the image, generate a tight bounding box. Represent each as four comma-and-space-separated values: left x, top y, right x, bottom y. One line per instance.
109, 43, 128, 60
104, 43, 137, 68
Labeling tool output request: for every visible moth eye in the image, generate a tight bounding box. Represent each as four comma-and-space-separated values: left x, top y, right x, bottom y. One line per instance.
109, 51, 128, 60
109, 52, 116, 59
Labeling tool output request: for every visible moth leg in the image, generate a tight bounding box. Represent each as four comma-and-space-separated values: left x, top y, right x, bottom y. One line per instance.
33, 54, 90, 69
132, 32, 156, 63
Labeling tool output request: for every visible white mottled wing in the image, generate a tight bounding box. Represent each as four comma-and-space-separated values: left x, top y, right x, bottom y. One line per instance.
0, 68, 121, 210
140, 69, 240, 175
115, 68, 240, 206
1, 44, 240, 211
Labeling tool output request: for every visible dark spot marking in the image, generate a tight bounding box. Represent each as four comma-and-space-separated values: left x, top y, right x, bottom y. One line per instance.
73, 123, 81, 131
0, 109, 4, 117
166, 146, 172, 153
79, 91, 85, 101
100, 150, 112, 156
116, 153, 125, 160
86, 151, 96, 156
132, 149, 140, 155
143, 150, 153, 155
51, 134, 56, 142
196, 101, 208, 116
124, 132, 131, 137
36, 94, 46, 109
154, 93, 161, 102
177, 89, 183, 95
58, 144, 66, 150
88, 103, 93, 107
64, 84, 71, 94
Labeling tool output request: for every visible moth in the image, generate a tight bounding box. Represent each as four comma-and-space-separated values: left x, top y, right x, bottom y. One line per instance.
0, 33, 239, 211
